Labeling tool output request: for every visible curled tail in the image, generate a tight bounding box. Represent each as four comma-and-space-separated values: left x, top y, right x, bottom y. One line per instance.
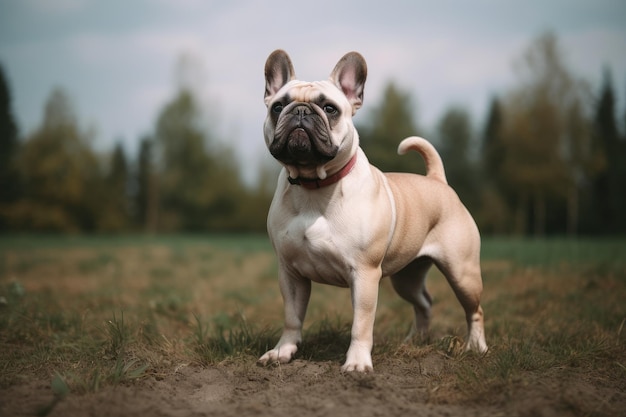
397, 136, 447, 184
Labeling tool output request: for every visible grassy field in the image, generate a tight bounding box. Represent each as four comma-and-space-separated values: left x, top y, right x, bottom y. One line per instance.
0, 235, 625, 416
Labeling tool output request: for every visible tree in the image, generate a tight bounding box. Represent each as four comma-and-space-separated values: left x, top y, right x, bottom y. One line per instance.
562, 97, 594, 235
478, 97, 512, 234
98, 142, 130, 231
0, 63, 20, 230
588, 70, 626, 233
135, 136, 158, 232
146, 52, 270, 233
9, 88, 101, 232
154, 88, 247, 231
501, 32, 592, 236
482, 97, 505, 186
155, 89, 212, 230
358, 81, 424, 173
436, 105, 479, 211
238, 159, 279, 230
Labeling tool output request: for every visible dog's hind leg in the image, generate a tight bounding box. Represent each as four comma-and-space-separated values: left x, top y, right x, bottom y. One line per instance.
434, 254, 487, 354
390, 257, 434, 343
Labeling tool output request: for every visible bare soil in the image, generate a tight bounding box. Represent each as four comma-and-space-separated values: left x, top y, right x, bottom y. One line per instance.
2, 354, 624, 417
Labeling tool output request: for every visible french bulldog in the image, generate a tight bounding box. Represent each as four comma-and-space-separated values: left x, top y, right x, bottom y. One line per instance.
258, 49, 487, 372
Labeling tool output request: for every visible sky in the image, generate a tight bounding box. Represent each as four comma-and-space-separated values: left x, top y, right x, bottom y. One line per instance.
1, 0, 625, 183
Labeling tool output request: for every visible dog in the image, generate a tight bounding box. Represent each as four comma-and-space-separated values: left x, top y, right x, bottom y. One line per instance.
258, 50, 487, 372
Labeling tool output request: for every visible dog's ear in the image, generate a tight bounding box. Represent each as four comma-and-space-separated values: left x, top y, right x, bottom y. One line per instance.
265, 50, 295, 104
330, 52, 367, 114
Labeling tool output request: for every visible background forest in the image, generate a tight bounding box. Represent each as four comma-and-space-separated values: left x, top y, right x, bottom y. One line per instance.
1, 33, 625, 236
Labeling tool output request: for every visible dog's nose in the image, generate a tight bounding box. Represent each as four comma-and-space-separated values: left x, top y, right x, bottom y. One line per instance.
293, 105, 312, 117
292, 105, 312, 127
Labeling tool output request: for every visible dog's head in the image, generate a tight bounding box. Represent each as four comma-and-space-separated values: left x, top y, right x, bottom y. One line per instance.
263, 50, 367, 181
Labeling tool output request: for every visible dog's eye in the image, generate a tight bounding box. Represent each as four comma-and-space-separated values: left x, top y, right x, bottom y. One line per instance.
323, 104, 338, 115
272, 103, 284, 114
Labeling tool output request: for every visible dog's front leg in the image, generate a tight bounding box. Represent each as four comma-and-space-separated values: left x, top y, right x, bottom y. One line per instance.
258, 271, 311, 366
342, 269, 381, 372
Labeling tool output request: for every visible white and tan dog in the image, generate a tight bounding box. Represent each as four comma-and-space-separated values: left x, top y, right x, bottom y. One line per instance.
258, 50, 487, 372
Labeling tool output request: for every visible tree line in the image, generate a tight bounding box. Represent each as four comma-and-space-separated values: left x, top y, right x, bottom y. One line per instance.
0, 81, 275, 233
1, 32, 625, 236
358, 33, 626, 236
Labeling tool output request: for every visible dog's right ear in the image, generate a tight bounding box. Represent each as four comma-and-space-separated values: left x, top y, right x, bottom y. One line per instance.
330, 52, 367, 115
265, 50, 295, 104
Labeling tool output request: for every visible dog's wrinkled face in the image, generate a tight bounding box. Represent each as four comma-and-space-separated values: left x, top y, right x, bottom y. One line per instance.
263, 50, 367, 180
266, 82, 341, 167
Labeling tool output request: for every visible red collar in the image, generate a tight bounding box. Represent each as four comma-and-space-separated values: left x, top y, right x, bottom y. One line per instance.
287, 154, 358, 189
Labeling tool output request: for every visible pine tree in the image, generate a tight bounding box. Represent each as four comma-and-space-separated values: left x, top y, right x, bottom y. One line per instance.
358, 81, 424, 174
589, 69, 626, 233
154, 88, 245, 231
436, 105, 479, 211
136, 136, 158, 232
477, 97, 512, 234
501, 32, 590, 236
99, 142, 130, 231
0, 63, 20, 230
13, 88, 101, 232
482, 98, 505, 187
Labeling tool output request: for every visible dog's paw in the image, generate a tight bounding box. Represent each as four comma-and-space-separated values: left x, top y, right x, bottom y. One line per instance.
257, 343, 298, 366
341, 346, 373, 372
465, 337, 488, 354
465, 322, 488, 354
341, 361, 373, 373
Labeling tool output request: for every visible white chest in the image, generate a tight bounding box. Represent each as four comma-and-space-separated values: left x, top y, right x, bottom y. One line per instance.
275, 214, 355, 287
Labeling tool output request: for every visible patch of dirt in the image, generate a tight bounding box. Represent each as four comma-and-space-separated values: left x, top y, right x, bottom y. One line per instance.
2, 357, 623, 417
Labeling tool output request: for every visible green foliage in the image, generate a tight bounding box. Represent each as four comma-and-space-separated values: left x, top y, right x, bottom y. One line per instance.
0, 63, 21, 227
4, 88, 103, 232
355, 33, 625, 236
98, 142, 131, 231
477, 97, 512, 234
359, 81, 425, 174
0, 63, 19, 175
0, 85, 273, 233
135, 136, 157, 232
435, 106, 480, 211
587, 69, 626, 234
153, 88, 271, 232
156, 89, 232, 230
0, 33, 625, 236
500, 33, 592, 236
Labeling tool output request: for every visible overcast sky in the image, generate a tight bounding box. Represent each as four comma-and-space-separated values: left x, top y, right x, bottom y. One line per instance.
1, 0, 625, 182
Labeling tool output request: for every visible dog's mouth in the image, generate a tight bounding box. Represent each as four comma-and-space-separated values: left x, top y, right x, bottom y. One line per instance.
269, 105, 338, 166
286, 128, 314, 163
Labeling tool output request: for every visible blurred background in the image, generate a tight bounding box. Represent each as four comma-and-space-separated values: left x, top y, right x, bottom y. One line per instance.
0, 0, 625, 236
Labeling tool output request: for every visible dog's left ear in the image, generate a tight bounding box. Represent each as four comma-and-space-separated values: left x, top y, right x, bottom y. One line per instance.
265, 49, 296, 104
330, 52, 367, 115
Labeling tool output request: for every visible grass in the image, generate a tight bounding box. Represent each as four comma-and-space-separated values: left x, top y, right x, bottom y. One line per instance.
0, 235, 625, 409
